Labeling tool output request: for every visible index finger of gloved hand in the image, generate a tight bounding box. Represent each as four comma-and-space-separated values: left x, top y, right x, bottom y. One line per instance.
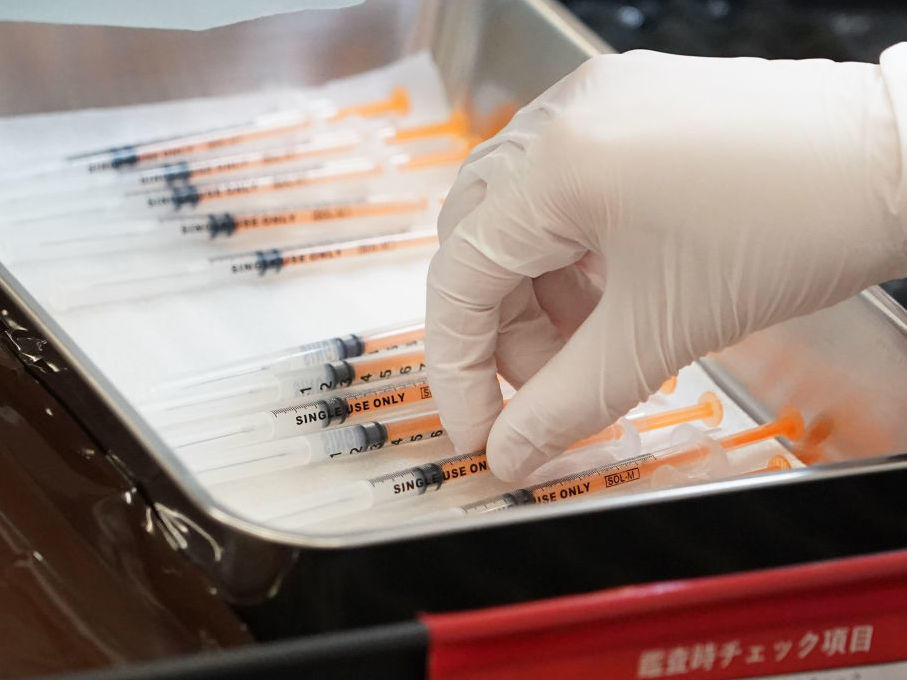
426, 227, 525, 454
427, 191, 589, 455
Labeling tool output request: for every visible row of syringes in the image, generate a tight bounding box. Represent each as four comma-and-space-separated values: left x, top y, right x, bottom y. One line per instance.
1, 87, 420, 202
3, 136, 469, 224
143, 320, 806, 529
46, 229, 441, 310
1, 88, 474, 310
144, 318, 591, 449
259, 404, 804, 529
144, 320, 431, 447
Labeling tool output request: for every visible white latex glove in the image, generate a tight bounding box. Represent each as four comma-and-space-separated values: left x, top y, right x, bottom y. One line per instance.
426, 47, 907, 483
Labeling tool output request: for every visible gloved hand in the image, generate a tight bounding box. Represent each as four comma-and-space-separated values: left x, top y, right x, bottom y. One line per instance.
426, 47, 907, 482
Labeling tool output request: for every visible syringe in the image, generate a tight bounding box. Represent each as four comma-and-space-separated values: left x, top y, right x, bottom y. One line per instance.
128, 111, 468, 188
193, 408, 449, 481
1, 88, 410, 186
155, 320, 424, 393
166, 376, 435, 451
253, 394, 724, 526
260, 430, 636, 528
0, 111, 467, 215
1, 140, 473, 223
137, 144, 471, 211
193, 392, 722, 482
142, 345, 427, 426
3, 194, 435, 262
458, 406, 804, 515
48, 229, 439, 310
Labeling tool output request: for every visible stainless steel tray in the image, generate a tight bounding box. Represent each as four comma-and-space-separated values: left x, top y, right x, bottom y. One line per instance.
2, 0, 907, 622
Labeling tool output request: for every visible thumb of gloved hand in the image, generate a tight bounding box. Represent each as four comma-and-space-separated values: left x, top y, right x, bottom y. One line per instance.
426, 47, 907, 482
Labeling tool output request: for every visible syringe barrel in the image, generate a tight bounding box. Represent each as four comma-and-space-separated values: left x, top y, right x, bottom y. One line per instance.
342, 347, 426, 387
144, 360, 366, 425
83, 112, 313, 172
215, 230, 437, 282
142, 130, 367, 186
263, 407, 441, 465
286, 363, 352, 397
462, 489, 535, 515
359, 321, 424, 353
154, 335, 360, 395
271, 398, 349, 438
270, 379, 433, 439
192, 345, 426, 413
153, 320, 421, 396
365, 451, 490, 506
363, 449, 494, 511
277, 336, 363, 372
381, 410, 444, 445
311, 422, 386, 462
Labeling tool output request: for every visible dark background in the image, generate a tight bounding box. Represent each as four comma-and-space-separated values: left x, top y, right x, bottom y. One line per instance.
561, 0, 907, 306
564, 0, 906, 61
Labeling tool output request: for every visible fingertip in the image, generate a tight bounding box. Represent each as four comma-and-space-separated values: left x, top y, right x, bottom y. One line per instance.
435, 384, 502, 454
426, 352, 502, 452
425, 229, 523, 464
486, 414, 550, 483
451, 423, 498, 458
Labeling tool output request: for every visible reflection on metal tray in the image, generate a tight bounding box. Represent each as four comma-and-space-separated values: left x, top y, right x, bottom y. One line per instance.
1, 0, 907, 645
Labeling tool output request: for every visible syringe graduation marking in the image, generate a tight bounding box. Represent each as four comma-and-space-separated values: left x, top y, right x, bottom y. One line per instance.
207, 231, 438, 277
197, 198, 429, 239
148, 344, 425, 424
141, 137, 359, 186
144, 141, 468, 211
359, 324, 424, 353
77, 88, 410, 173
155, 322, 422, 395
288, 347, 427, 400
321, 410, 443, 460
270, 377, 432, 430
323, 348, 425, 389
146, 159, 381, 209
368, 450, 490, 500
134, 111, 467, 186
